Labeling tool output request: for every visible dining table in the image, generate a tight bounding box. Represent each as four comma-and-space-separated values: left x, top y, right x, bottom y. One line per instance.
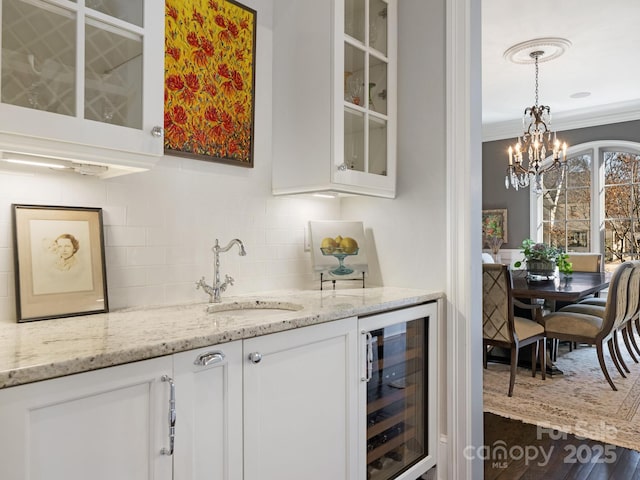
511, 270, 611, 304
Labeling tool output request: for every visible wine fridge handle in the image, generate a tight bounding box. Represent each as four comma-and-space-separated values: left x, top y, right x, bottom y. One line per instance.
362, 331, 373, 382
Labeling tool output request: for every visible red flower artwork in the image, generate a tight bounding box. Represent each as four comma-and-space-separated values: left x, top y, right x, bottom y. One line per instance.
164, 0, 256, 166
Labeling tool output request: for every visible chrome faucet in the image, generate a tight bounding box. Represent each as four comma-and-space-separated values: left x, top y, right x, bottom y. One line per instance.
196, 238, 247, 303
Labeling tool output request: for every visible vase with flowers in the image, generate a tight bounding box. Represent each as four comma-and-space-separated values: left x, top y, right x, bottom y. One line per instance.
514, 239, 573, 279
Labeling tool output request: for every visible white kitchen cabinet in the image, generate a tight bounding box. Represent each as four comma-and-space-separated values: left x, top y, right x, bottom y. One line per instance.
0, 356, 173, 480
173, 341, 243, 480
272, 0, 397, 198
0, 0, 164, 177
359, 302, 438, 480
243, 317, 360, 480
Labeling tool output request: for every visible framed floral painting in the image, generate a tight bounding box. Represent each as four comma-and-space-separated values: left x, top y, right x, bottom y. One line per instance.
164, 0, 257, 167
482, 209, 508, 249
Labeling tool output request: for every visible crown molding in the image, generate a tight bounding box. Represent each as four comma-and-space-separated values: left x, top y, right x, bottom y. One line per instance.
482, 99, 640, 142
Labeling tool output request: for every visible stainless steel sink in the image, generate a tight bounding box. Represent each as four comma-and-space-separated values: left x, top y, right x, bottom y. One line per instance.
206, 300, 304, 315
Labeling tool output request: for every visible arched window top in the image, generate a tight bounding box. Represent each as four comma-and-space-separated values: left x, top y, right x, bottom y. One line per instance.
531, 140, 640, 271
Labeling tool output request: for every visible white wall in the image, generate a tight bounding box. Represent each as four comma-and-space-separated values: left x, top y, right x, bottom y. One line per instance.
341, 0, 447, 291
0, 0, 341, 323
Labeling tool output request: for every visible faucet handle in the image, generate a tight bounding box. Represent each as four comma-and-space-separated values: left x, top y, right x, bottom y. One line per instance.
195, 277, 206, 290
225, 274, 235, 286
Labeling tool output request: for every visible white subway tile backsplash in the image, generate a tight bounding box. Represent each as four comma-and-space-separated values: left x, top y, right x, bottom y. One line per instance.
105, 246, 127, 267
108, 285, 166, 310
107, 266, 148, 288
0, 247, 13, 273
0, 297, 15, 324
127, 246, 166, 266
102, 206, 127, 226
105, 225, 146, 247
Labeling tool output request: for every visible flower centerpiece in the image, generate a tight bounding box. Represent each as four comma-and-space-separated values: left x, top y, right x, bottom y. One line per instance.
514, 239, 573, 278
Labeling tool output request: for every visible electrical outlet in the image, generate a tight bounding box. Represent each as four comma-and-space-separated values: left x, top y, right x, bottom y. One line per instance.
304, 224, 311, 251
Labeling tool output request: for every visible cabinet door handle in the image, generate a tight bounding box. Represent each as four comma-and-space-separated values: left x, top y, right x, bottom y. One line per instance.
362, 332, 373, 382
248, 352, 263, 364
151, 126, 164, 138
160, 375, 176, 456
194, 351, 225, 366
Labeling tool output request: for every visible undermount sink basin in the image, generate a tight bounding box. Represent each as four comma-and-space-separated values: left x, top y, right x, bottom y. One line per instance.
206, 300, 304, 315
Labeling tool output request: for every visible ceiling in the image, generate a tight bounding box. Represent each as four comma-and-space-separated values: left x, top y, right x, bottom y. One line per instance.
482, 0, 640, 141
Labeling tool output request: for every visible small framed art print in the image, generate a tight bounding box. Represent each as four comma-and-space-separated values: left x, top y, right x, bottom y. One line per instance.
12, 204, 108, 322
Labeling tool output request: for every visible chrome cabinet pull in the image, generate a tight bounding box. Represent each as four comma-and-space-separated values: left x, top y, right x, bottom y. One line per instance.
194, 351, 225, 366
362, 331, 373, 382
248, 352, 262, 364
151, 126, 164, 137
160, 375, 176, 456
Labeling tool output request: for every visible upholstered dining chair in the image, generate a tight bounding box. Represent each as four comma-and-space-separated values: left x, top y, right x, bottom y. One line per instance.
542, 261, 635, 391
566, 252, 603, 274
483, 263, 546, 397
557, 261, 640, 369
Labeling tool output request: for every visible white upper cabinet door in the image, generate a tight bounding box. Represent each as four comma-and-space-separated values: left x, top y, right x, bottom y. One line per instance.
0, 0, 164, 175
272, 0, 397, 198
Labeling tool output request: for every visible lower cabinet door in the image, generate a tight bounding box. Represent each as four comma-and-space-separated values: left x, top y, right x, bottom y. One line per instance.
173, 340, 243, 480
0, 356, 174, 480
243, 317, 359, 480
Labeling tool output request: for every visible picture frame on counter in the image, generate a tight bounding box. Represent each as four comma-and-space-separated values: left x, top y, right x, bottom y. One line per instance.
309, 220, 369, 282
12, 204, 109, 322
164, 0, 257, 168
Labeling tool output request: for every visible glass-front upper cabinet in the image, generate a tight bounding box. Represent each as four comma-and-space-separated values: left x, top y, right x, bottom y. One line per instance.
341, 0, 394, 186
0, 0, 164, 174
272, 0, 397, 198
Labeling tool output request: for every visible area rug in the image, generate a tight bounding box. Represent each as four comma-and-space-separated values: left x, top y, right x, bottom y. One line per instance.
483, 345, 640, 451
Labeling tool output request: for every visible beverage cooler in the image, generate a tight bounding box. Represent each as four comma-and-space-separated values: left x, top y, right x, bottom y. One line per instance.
360, 303, 437, 480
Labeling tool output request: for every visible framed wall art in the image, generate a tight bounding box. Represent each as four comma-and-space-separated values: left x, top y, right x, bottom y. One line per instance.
482, 208, 508, 247
309, 221, 369, 282
164, 0, 257, 167
12, 205, 108, 322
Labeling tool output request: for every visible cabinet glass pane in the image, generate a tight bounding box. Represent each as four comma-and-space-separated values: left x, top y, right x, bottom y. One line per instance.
345, 44, 365, 107
369, 118, 387, 176
1, 1, 76, 116
369, 55, 387, 115
86, 0, 143, 27
366, 318, 427, 478
345, 0, 365, 42
369, 0, 388, 55
345, 108, 365, 172
85, 20, 142, 128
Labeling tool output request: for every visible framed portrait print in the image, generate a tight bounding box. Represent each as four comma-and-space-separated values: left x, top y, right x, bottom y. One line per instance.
12, 205, 108, 322
164, 0, 257, 167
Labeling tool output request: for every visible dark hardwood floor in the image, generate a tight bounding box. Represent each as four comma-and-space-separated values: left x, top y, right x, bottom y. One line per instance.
484, 412, 640, 479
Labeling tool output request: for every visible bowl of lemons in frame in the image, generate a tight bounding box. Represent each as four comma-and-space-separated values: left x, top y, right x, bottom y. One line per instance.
320, 236, 360, 275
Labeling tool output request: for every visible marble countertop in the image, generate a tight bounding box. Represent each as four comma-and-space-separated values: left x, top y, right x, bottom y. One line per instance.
0, 287, 442, 389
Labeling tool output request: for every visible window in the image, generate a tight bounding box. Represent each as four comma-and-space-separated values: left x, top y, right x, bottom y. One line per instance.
532, 141, 640, 271
541, 153, 591, 251
603, 151, 640, 263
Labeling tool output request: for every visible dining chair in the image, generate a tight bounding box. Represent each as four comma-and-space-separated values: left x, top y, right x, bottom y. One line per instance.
542, 261, 634, 391
483, 263, 546, 397
566, 252, 603, 274
557, 261, 640, 366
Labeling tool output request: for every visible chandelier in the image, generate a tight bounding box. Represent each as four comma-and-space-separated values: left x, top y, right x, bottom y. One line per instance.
505, 49, 567, 194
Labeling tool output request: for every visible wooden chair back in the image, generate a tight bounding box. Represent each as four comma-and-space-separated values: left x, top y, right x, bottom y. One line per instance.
482, 263, 514, 344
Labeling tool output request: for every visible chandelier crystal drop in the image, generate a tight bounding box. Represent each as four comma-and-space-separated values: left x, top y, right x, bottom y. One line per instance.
505, 50, 568, 194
